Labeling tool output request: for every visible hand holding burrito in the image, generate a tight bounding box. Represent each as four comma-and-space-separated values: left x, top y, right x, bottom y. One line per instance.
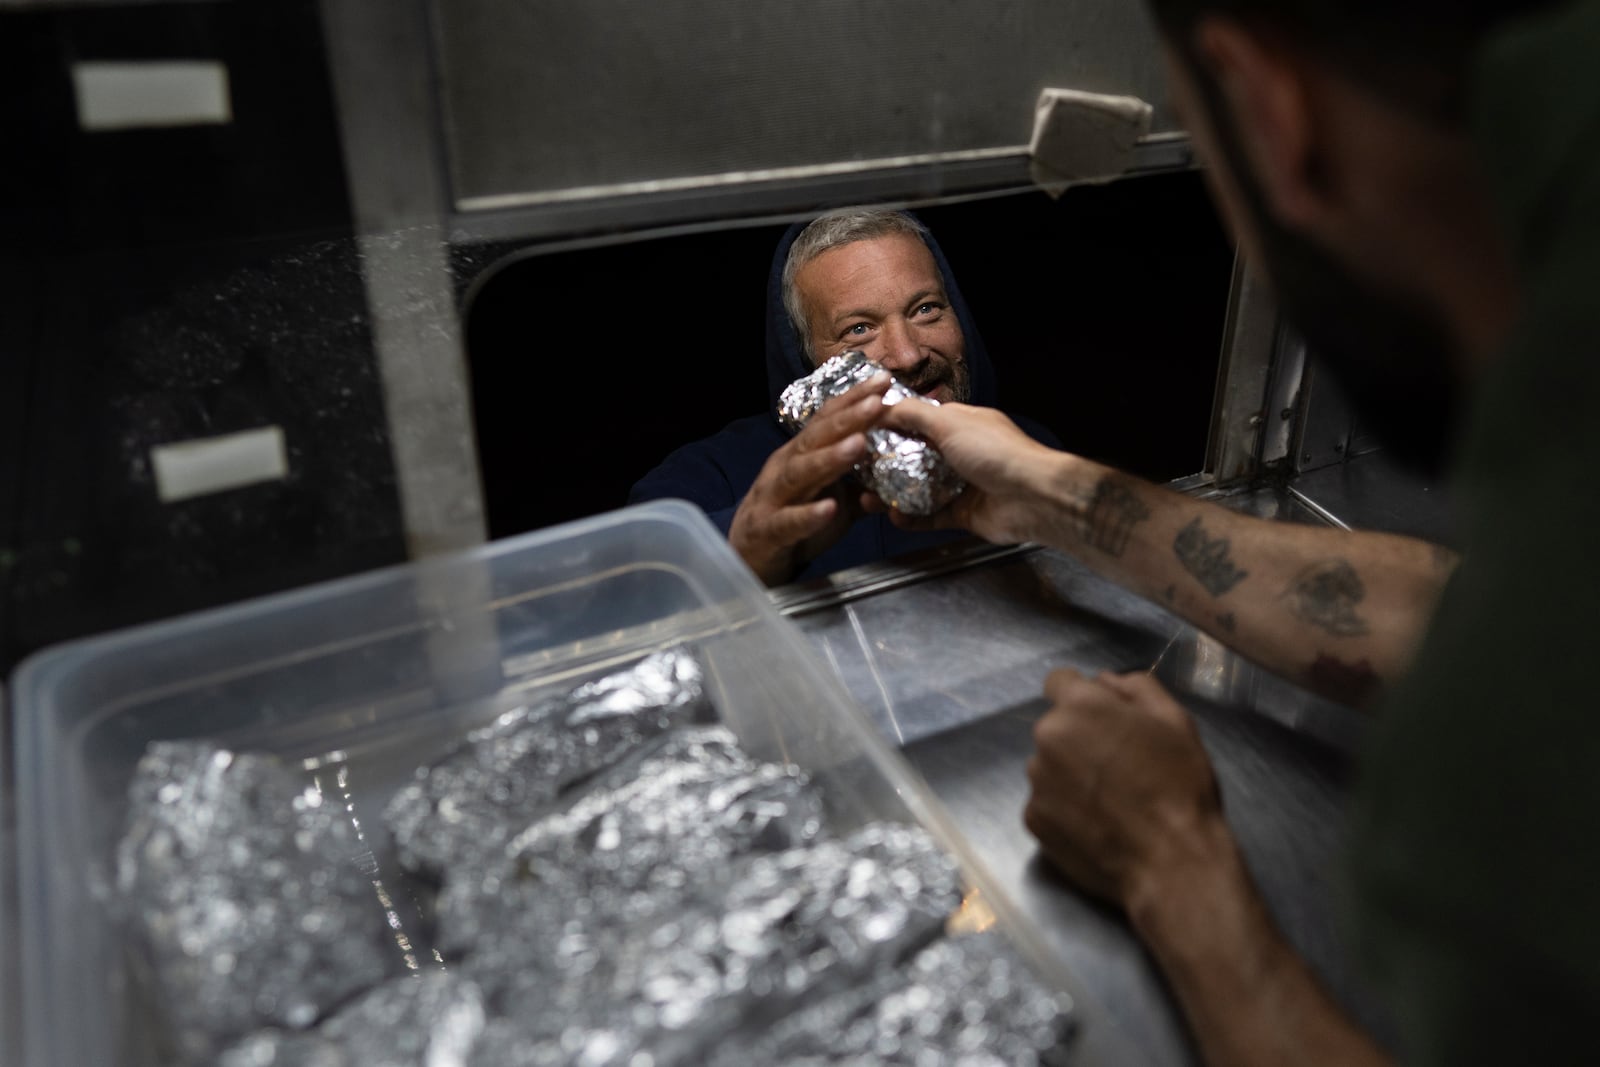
778, 350, 966, 517
728, 373, 893, 586
871, 391, 1070, 548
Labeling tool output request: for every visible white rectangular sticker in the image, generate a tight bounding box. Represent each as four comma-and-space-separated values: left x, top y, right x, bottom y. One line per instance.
152, 426, 288, 503
72, 60, 232, 131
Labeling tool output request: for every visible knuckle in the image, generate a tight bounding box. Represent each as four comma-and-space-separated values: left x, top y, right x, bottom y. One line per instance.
1032, 709, 1068, 749
1125, 671, 1162, 695
1021, 799, 1044, 837
1043, 667, 1082, 699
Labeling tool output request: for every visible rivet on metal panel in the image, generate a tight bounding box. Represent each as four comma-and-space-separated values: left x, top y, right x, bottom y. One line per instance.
1247, 413, 1265, 428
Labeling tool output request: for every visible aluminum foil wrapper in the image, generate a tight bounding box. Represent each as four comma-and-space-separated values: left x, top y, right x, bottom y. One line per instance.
711, 929, 1077, 1066
219, 971, 488, 1067
469, 822, 963, 1066
384, 646, 711, 877
114, 741, 392, 1063
216, 1031, 344, 1067
437, 725, 824, 958
777, 349, 965, 516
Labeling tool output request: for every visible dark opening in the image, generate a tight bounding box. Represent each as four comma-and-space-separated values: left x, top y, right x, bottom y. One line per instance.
465, 169, 1236, 542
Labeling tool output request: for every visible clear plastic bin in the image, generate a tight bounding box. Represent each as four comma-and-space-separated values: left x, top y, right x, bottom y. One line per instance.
9, 500, 1103, 1066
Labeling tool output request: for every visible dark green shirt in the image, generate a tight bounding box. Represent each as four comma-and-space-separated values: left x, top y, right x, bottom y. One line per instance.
1346, 2, 1600, 1062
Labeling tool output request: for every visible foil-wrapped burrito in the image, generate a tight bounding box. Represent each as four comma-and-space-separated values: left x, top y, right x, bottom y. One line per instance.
384, 645, 712, 878
463, 821, 963, 1067
433, 725, 825, 957
219, 971, 488, 1067
115, 741, 393, 1063
117, 645, 1079, 1066
777, 349, 965, 516
708, 929, 1077, 1066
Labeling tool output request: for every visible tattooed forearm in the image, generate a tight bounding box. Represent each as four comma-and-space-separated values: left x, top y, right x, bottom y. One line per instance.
1173, 517, 1249, 596
1079, 478, 1151, 558
1306, 654, 1382, 708
1282, 560, 1370, 637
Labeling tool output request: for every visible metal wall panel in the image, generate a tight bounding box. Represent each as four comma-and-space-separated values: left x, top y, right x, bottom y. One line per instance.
429, 0, 1175, 209
0, 1, 411, 675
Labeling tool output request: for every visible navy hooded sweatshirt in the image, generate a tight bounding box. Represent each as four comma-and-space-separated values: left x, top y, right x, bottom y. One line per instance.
627, 214, 1062, 584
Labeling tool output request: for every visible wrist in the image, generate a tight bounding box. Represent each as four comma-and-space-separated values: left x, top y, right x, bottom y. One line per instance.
1123, 813, 1389, 1067
1126, 816, 1278, 990
728, 523, 794, 587
1023, 451, 1105, 547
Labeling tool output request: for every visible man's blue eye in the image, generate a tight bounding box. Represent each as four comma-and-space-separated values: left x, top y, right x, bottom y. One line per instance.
916, 303, 941, 316
847, 324, 870, 335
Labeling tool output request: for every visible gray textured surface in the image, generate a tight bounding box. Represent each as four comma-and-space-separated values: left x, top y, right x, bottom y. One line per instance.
429, 0, 1174, 204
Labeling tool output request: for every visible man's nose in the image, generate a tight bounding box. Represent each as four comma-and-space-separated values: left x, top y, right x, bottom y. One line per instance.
871, 321, 923, 374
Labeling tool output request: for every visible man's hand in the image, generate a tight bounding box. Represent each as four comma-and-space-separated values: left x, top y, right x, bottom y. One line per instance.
1024, 669, 1229, 911
869, 399, 1065, 546
729, 374, 892, 585
1026, 670, 1394, 1067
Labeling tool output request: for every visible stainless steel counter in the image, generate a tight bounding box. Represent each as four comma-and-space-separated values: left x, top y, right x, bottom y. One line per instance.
778, 485, 1401, 1066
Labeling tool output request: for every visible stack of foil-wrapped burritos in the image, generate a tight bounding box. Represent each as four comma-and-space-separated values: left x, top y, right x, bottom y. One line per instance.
778, 350, 965, 516
113, 644, 1076, 1066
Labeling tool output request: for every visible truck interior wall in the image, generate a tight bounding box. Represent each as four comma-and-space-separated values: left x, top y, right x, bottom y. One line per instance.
0, 0, 396, 676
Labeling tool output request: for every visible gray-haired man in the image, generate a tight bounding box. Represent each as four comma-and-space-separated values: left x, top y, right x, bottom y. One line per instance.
628, 208, 1059, 586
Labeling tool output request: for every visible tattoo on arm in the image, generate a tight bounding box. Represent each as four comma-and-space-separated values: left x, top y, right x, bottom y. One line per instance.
1173, 517, 1249, 596
1080, 478, 1151, 558
1307, 654, 1382, 708
1216, 612, 1237, 633
1282, 560, 1370, 637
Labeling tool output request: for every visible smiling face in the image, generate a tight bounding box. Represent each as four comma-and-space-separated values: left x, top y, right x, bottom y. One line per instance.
792, 233, 970, 404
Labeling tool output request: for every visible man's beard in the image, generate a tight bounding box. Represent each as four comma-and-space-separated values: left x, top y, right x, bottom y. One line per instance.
1198, 89, 1465, 479
1252, 201, 1463, 479
901, 352, 972, 404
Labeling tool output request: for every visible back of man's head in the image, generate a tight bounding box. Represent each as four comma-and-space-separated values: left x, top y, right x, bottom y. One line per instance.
1150, 0, 1568, 480
1148, 0, 1567, 121
781, 209, 931, 359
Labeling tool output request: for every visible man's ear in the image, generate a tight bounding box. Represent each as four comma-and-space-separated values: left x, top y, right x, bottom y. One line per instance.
1192, 17, 1330, 232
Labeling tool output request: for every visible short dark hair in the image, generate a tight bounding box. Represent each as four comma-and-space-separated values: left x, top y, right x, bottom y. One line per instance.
1146, 0, 1566, 120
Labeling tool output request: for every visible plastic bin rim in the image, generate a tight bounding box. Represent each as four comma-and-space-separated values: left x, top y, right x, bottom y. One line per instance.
6, 499, 746, 702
